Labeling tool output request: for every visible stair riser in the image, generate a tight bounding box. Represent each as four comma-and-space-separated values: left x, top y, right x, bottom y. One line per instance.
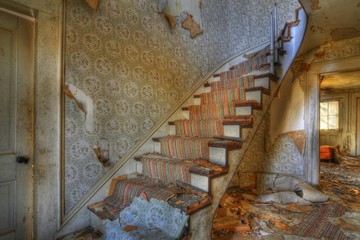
254, 77, 270, 89
191, 173, 210, 193
224, 125, 241, 139
236, 106, 252, 116
169, 125, 176, 136
245, 90, 262, 103
209, 147, 227, 166
169, 123, 240, 139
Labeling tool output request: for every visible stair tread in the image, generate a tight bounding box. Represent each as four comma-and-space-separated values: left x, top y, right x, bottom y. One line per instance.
137, 153, 227, 177
88, 176, 212, 220
234, 100, 262, 109
245, 86, 270, 95
209, 139, 243, 150
213, 135, 246, 142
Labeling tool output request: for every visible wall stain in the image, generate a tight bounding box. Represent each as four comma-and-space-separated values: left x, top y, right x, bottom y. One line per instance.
311, 0, 321, 10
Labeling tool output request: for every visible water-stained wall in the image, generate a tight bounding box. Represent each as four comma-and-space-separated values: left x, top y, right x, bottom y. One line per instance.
64, 0, 300, 213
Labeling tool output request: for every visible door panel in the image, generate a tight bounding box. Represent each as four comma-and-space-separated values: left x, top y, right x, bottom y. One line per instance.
357, 98, 360, 156
0, 9, 34, 240
0, 182, 15, 235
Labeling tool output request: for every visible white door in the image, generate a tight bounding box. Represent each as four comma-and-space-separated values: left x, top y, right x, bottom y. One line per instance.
0, 9, 34, 240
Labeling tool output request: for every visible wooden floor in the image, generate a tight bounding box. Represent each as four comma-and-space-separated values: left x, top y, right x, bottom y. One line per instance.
211, 154, 360, 240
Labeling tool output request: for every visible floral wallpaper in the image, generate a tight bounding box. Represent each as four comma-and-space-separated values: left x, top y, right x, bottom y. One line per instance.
64, 0, 300, 213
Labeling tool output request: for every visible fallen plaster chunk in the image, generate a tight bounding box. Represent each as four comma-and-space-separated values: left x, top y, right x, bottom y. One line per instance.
329, 212, 360, 239
295, 182, 329, 203
273, 175, 302, 192
64, 83, 94, 132
255, 218, 274, 235
259, 192, 312, 205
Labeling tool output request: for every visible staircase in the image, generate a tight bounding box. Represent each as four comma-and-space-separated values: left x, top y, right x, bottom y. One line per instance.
59, 5, 307, 240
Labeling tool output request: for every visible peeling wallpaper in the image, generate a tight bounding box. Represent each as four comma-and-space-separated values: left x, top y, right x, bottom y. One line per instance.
237, 114, 306, 187
64, 0, 300, 213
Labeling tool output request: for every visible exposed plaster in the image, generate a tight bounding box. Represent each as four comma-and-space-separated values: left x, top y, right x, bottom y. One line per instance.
311, 0, 321, 10
181, 13, 202, 38
160, 0, 203, 37
64, 83, 94, 132
84, 0, 99, 11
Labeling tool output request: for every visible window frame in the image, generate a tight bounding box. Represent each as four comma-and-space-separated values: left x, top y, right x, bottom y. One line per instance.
320, 99, 340, 131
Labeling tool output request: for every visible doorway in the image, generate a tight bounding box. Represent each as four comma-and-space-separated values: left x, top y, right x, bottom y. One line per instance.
0, 9, 34, 240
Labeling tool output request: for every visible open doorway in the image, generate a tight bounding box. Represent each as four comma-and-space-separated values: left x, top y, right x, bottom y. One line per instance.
318, 70, 360, 211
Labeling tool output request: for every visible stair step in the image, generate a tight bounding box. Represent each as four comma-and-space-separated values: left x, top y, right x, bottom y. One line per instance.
153, 136, 214, 160
88, 176, 212, 221
223, 116, 253, 128
168, 119, 224, 137
195, 88, 246, 105
245, 86, 270, 95
209, 140, 243, 166
134, 154, 228, 193
168, 181, 212, 215
213, 135, 245, 142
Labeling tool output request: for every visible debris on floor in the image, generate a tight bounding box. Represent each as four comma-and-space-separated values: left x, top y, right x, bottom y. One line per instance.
212, 154, 360, 240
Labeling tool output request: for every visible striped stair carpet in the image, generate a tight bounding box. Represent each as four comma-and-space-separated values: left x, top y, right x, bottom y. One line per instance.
104, 176, 176, 212
140, 154, 197, 184
174, 119, 224, 137
211, 75, 255, 91
188, 103, 236, 120
159, 136, 215, 160
199, 88, 246, 104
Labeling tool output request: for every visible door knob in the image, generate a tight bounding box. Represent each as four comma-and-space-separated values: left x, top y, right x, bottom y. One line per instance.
16, 156, 29, 164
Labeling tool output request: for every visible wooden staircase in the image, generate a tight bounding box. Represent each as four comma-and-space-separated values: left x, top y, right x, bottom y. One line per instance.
59, 5, 307, 240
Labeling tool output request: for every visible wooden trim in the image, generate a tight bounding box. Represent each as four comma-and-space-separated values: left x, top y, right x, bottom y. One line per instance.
245, 86, 270, 95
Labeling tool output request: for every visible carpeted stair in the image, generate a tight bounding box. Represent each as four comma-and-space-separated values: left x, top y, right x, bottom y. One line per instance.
61, 5, 308, 240
85, 43, 276, 239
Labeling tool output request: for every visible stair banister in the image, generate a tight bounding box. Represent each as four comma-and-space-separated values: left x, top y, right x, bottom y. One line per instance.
270, 11, 275, 74
274, 3, 279, 64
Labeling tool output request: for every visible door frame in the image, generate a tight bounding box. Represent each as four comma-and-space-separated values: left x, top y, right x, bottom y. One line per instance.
304, 55, 360, 186
0, 0, 63, 239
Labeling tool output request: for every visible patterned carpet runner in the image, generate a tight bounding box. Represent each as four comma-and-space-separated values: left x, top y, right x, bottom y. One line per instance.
174, 119, 224, 137
104, 176, 176, 211
211, 75, 255, 92
188, 103, 236, 120
294, 203, 349, 239
141, 155, 197, 184
200, 88, 245, 104
159, 136, 214, 160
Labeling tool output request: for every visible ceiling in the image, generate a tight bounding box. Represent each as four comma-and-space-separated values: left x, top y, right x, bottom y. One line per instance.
321, 71, 360, 90
299, 0, 360, 54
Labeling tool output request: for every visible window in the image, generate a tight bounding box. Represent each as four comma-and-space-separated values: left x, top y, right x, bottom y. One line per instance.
320, 100, 339, 130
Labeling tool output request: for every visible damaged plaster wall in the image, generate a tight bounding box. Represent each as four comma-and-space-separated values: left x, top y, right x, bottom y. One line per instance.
270, 71, 305, 141
160, 0, 203, 37
64, 0, 300, 213
233, 113, 306, 190
291, 36, 360, 157
267, 37, 360, 175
